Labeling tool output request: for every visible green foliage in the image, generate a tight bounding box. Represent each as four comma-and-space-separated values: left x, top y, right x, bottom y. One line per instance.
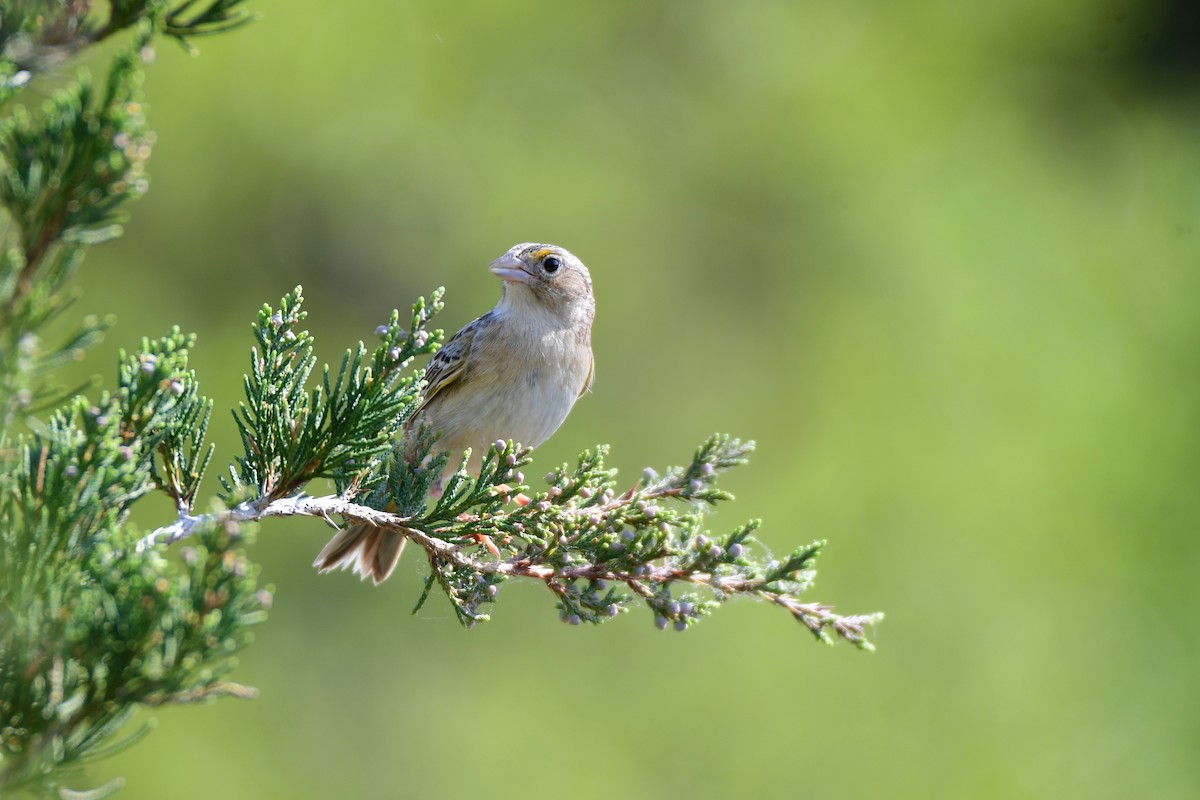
0, 2, 258, 69
226, 287, 441, 501
395, 430, 879, 643
164, 0, 258, 48
0, 336, 267, 798
0, 4, 259, 427
1, 47, 151, 252
0, 18, 152, 425
1, 6, 264, 797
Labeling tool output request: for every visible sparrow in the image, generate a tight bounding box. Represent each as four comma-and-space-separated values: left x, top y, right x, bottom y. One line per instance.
314, 243, 595, 584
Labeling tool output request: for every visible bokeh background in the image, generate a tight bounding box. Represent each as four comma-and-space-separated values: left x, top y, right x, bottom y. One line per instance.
43, 0, 1200, 797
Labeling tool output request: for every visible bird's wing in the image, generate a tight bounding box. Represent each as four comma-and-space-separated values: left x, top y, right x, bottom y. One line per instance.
416, 311, 492, 409
578, 351, 595, 398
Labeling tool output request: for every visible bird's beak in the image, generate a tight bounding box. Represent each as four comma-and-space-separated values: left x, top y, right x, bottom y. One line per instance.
488, 254, 532, 284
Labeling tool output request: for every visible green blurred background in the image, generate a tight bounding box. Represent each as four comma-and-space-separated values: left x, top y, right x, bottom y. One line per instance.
48, 0, 1200, 797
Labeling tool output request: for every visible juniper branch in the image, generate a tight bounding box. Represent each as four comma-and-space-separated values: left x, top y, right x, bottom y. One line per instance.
0, 0, 258, 69
1, 9, 262, 797
141, 429, 883, 648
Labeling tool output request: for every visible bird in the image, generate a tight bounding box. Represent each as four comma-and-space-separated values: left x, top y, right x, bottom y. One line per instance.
313, 243, 596, 584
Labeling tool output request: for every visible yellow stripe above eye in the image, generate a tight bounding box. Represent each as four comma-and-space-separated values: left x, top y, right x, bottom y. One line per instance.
530, 247, 552, 260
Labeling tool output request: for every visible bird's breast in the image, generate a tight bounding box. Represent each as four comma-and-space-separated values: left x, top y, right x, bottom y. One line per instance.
418, 319, 591, 458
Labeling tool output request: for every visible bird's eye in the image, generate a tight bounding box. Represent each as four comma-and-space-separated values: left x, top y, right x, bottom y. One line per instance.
543, 255, 562, 274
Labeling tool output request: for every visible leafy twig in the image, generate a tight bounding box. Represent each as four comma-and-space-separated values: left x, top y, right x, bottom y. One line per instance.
141, 435, 883, 648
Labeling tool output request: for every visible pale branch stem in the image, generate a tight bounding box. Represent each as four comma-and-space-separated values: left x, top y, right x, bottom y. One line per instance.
137, 493, 876, 638
141, 681, 259, 706
138, 494, 484, 556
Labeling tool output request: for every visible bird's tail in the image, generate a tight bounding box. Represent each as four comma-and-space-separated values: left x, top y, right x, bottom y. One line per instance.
313, 523, 407, 585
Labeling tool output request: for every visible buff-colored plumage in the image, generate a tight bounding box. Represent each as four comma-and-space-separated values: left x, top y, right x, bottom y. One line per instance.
314, 243, 595, 584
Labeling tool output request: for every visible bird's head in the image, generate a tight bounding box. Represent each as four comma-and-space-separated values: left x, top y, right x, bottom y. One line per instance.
488, 243, 593, 314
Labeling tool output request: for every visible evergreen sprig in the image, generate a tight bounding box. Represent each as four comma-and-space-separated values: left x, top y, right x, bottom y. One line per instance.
226, 286, 443, 502
1, 23, 152, 425
0, 1, 259, 69
164, 0, 258, 49
395, 433, 881, 644
1, 8, 266, 797
0, 340, 267, 798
